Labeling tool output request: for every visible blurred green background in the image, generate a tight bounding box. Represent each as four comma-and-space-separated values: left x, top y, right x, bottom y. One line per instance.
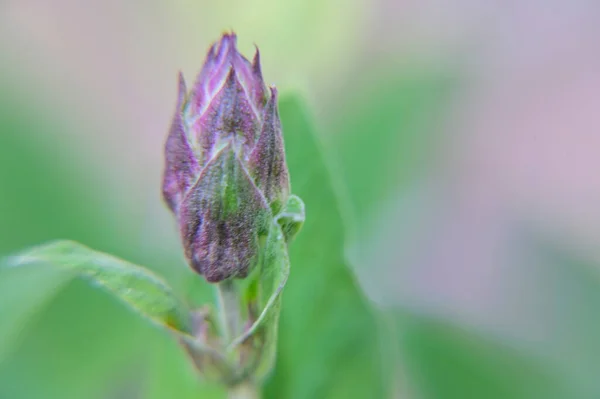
2, 0, 600, 398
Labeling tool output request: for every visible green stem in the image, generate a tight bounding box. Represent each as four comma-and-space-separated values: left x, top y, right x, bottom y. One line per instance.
228, 382, 260, 399
216, 279, 240, 345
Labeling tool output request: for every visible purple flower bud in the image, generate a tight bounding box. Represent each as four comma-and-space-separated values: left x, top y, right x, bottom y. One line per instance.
178, 143, 269, 282
162, 73, 201, 214
162, 33, 290, 282
248, 87, 290, 213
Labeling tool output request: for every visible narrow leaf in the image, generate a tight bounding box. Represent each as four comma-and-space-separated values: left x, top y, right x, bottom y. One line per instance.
229, 221, 290, 381
3, 240, 192, 333
0, 266, 72, 363
263, 96, 388, 399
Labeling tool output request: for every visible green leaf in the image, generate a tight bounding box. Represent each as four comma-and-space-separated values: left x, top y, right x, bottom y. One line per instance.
323, 68, 459, 293
316, 63, 588, 399
263, 96, 388, 398
0, 88, 163, 398
3, 242, 236, 389
0, 266, 72, 363
3, 240, 192, 334
230, 221, 291, 382
145, 330, 226, 399
0, 278, 156, 399
326, 67, 457, 223
277, 194, 306, 243
0, 85, 211, 398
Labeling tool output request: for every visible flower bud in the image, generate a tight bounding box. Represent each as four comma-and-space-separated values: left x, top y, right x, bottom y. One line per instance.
178, 143, 269, 282
248, 87, 290, 214
162, 33, 291, 282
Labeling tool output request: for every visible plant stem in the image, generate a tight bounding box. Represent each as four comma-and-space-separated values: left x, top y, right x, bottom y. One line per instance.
228, 382, 260, 399
216, 279, 240, 345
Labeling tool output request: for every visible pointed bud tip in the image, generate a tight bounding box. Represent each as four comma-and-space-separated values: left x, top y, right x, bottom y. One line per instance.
221, 31, 237, 41
177, 71, 187, 99
218, 32, 238, 57
248, 83, 288, 212
269, 86, 278, 101
162, 72, 199, 214
252, 46, 262, 70
223, 65, 241, 89
177, 71, 187, 112
226, 64, 236, 78
263, 86, 279, 117
205, 43, 216, 61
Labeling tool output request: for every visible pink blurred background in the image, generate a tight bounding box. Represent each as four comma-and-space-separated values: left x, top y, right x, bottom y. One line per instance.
2, 0, 600, 391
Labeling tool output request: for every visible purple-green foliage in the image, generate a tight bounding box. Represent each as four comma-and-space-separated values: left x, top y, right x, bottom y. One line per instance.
2, 47, 598, 399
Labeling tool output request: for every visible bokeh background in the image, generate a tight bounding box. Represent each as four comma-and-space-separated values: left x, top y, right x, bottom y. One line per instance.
1, 0, 600, 398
